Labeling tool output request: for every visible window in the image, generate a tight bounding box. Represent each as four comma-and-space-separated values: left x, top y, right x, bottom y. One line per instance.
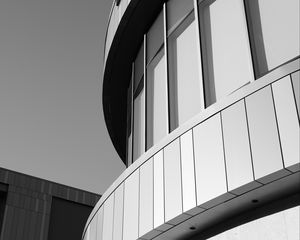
199, 0, 254, 107
245, 0, 300, 78
147, 49, 168, 149
168, 9, 203, 130
146, 10, 168, 149
132, 43, 145, 162
133, 82, 145, 162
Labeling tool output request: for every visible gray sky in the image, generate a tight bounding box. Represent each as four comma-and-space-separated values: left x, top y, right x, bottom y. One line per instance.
0, 0, 125, 194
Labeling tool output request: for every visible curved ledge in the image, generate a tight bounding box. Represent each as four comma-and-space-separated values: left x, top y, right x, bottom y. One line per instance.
83, 59, 300, 239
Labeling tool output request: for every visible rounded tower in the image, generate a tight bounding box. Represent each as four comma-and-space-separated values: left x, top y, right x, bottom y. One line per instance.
83, 0, 299, 239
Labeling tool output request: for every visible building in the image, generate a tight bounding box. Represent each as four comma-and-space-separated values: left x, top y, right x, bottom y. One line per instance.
83, 0, 299, 239
0, 167, 100, 240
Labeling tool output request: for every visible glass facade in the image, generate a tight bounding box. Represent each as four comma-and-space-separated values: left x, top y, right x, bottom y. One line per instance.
125, 0, 299, 165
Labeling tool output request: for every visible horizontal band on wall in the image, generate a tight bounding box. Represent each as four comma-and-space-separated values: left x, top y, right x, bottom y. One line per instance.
83, 58, 300, 240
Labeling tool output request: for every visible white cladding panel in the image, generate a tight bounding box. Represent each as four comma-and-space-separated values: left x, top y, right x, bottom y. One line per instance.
245, 86, 283, 181
153, 152, 165, 228
139, 158, 154, 237
123, 170, 140, 240
222, 100, 254, 192
193, 114, 227, 206
102, 194, 114, 240
272, 76, 300, 171
113, 184, 124, 240
164, 139, 183, 222
180, 130, 197, 212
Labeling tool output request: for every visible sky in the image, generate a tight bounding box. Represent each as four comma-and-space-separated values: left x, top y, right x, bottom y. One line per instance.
0, 0, 125, 194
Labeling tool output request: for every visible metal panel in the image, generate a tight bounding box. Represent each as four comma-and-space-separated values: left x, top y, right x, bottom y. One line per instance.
102, 194, 114, 240
139, 158, 153, 237
245, 86, 284, 182
180, 130, 196, 212
113, 184, 124, 240
153, 151, 164, 229
222, 100, 255, 193
123, 170, 139, 240
193, 114, 227, 207
89, 215, 98, 240
85, 225, 90, 240
96, 207, 104, 240
291, 71, 300, 117
164, 139, 182, 223
272, 76, 300, 171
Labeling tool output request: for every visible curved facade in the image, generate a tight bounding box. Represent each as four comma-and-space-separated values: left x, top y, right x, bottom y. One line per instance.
84, 0, 299, 239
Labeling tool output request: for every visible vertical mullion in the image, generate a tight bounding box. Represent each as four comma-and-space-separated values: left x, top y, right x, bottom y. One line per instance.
130, 62, 134, 167
163, 2, 171, 134
143, 34, 147, 154
193, 0, 206, 110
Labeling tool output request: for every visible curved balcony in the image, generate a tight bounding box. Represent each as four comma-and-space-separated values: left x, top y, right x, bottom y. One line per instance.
82, 59, 300, 240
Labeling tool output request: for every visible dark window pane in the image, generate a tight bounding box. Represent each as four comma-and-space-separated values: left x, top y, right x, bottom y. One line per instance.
147, 11, 164, 64
167, 0, 194, 33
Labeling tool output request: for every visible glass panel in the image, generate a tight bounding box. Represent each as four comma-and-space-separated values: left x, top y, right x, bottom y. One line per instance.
123, 170, 139, 240
102, 195, 114, 240
168, 12, 203, 130
113, 184, 124, 240
222, 100, 254, 191
139, 159, 153, 237
96, 207, 104, 240
164, 139, 182, 222
134, 42, 144, 92
245, 86, 283, 180
245, 0, 300, 77
193, 114, 227, 205
180, 130, 196, 212
147, 49, 168, 149
291, 71, 299, 117
167, 0, 194, 32
147, 11, 164, 64
272, 76, 299, 170
208, 206, 300, 239
199, 0, 254, 106
153, 151, 164, 228
133, 86, 145, 162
